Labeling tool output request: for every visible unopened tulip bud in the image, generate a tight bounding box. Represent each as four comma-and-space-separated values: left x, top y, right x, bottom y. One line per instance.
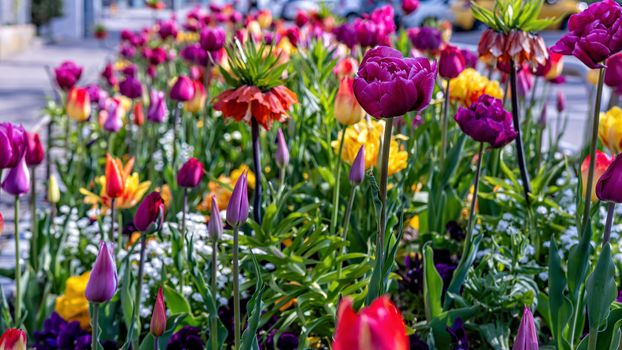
150, 287, 167, 337
177, 158, 204, 188
170, 76, 196, 102
0, 212, 4, 235
105, 154, 125, 198
85, 242, 118, 303
208, 196, 223, 240
349, 146, 365, 185
134, 103, 145, 126
226, 172, 249, 227
48, 175, 61, 204
0, 328, 27, 350
66, 87, 91, 122
596, 153, 622, 203
581, 150, 612, 202
1, 152, 30, 196
439, 45, 466, 80
334, 77, 364, 126
401, 0, 419, 15
512, 306, 538, 350
275, 129, 289, 168
134, 192, 166, 232
25, 132, 44, 167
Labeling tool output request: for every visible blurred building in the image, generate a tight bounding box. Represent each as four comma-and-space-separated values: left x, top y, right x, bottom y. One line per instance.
0, 0, 35, 58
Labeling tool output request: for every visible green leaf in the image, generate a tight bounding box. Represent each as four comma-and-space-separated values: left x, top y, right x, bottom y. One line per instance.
548, 240, 572, 350
163, 285, 192, 315
567, 223, 594, 297
586, 243, 617, 331
444, 234, 483, 309
240, 252, 265, 350
423, 244, 443, 321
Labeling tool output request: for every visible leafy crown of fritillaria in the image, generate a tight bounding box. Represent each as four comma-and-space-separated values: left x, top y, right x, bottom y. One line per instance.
220, 38, 289, 91
472, 0, 558, 33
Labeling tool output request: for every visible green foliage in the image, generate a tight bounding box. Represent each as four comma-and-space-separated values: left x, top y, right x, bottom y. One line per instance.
471, 0, 558, 33
221, 39, 289, 91
31, 0, 63, 27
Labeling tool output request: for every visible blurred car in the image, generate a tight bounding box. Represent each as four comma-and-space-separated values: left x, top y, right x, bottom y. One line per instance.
451, 0, 586, 31
401, 0, 454, 28
279, 0, 362, 20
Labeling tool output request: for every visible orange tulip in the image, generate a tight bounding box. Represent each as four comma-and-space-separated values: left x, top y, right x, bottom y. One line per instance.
581, 150, 612, 202
333, 296, 409, 350
184, 80, 206, 114
105, 154, 126, 198
334, 77, 364, 126
66, 87, 91, 122
134, 103, 145, 126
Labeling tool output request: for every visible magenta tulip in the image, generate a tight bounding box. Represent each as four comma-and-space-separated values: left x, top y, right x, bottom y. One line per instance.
512, 306, 538, 350
54, 61, 83, 91
596, 153, 622, 203
439, 45, 466, 79
454, 94, 517, 148
200, 27, 226, 52
177, 158, 204, 188
148, 90, 168, 123
134, 192, 166, 232
25, 132, 44, 167
0, 123, 26, 169
170, 76, 196, 102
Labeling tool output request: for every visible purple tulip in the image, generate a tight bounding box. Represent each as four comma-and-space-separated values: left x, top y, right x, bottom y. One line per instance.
158, 19, 178, 40
353, 6, 395, 48
120, 44, 136, 59
226, 171, 249, 227
54, 61, 83, 91
408, 27, 442, 53
119, 76, 142, 99
556, 91, 565, 113
103, 100, 123, 133
208, 196, 223, 240
333, 23, 358, 49
1, 150, 30, 196
275, 129, 289, 168
101, 64, 117, 88
200, 27, 226, 52
180, 44, 209, 66
0, 123, 26, 169
85, 84, 107, 105
454, 94, 518, 148
605, 53, 622, 93
439, 45, 466, 79
122, 65, 138, 78
596, 153, 622, 203
144, 47, 168, 66
148, 90, 168, 123
551, 0, 622, 68
134, 192, 166, 232
177, 157, 204, 188
85, 242, 118, 303
169, 76, 195, 102
460, 48, 478, 69
353, 46, 436, 118
512, 306, 538, 350
349, 145, 365, 185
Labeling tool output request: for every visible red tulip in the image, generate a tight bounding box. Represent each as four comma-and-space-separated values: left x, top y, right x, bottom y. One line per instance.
333, 296, 409, 350
134, 192, 165, 232
25, 132, 45, 166
177, 157, 204, 188
0, 328, 26, 350
134, 103, 145, 126
105, 154, 125, 198
581, 150, 612, 201
150, 287, 167, 337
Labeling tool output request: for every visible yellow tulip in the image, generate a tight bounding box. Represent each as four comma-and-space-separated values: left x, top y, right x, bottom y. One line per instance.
54, 272, 91, 329
599, 106, 622, 154
449, 68, 503, 107
48, 174, 61, 204
334, 77, 364, 126
66, 87, 91, 122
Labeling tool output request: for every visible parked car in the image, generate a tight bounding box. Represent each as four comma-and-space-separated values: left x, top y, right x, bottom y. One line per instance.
450, 0, 587, 31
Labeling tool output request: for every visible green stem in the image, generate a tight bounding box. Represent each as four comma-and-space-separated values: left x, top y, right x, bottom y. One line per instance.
14, 197, 21, 326
109, 199, 116, 243
251, 118, 263, 224
154, 336, 159, 350
330, 125, 347, 235
46, 119, 53, 183
581, 67, 606, 236
376, 117, 394, 294
91, 303, 100, 350
211, 238, 218, 350
180, 188, 187, 292
588, 330, 598, 350
509, 60, 532, 204
30, 166, 37, 270
232, 225, 241, 350
603, 202, 615, 246
134, 234, 148, 338
338, 186, 357, 279
440, 80, 451, 164
172, 103, 181, 167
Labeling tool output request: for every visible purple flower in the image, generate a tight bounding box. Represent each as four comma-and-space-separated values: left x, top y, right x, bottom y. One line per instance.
408, 27, 442, 53
177, 157, 204, 188
596, 153, 622, 203
275, 129, 289, 168
54, 61, 83, 91
512, 307, 538, 350
119, 76, 142, 99
167, 326, 204, 350
439, 45, 466, 79
103, 99, 123, 133
143, 47, 168, 66
180, 44, 209, 66
226, 171, 249, 227
85, 84, 107, 105
200, 27, 226, 52
516, 66, 533, 98
353, 46, 436, 118
605, 52, 622, 93
0, 123, 26, 169
454, 94, 517, 148
33, 312, 91, 350
333, 23, 358, 49
25, 131, 45, 166
170, 76, 196, 102
134, 192, 165, 232
551, 0, 622, 68
262, 330, 299, 350
120, 44, 136, 59
148, 90, 168, 123
447, 317, 469, 350
556, 91, 565, 113
85, 242, 118, 303
101, 64, 117, 88
208, 196, 223, 240
353, 5, 395, 48
158, 19, 178, 40
460, 48, 478, 69
1, 148, 30, 196
349, 145, 365, 185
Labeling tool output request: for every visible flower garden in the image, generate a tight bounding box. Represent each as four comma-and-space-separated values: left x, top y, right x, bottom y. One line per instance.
2, 0, 622, 349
